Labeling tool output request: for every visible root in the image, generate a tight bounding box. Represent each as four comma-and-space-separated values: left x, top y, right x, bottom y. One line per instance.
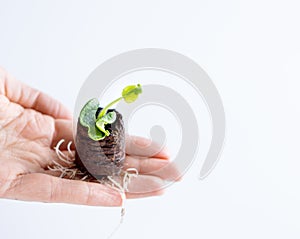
106, 169, 138, 239
48, 139, 92, 180
51, 139, 138, 225
107, 168, 138, 222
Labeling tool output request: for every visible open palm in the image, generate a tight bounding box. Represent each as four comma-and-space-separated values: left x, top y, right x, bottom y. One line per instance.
0, 68, 180, 206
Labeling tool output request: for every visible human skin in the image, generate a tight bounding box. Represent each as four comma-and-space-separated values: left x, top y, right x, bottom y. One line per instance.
0, 67, 180, 206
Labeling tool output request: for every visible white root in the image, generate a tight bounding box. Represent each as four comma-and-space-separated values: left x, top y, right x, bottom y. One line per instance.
123, 168, 138, 192
54, 139, 74, 165
107, 176, 126, 220
81, 175, 89, 181
52, 139, 139, 225
107, 168, 138, 222
67, 141, 75, 158
50, 139, 86, 180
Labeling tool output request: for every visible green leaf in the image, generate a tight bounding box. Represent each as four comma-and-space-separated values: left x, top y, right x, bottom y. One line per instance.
100, 111, 116, 124
88, 124, 106, 140
95, 111, 116, 136
122, 84, 142, 103
79, 84, 142, 141
95, 120, 110, 136
79, 98, 99, 127
79, 98, 105, 141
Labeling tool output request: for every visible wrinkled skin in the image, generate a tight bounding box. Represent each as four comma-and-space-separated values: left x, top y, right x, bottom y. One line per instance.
0, 67, 180, 206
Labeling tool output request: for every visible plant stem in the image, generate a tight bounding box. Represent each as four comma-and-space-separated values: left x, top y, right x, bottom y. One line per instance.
98, 96, 123, 119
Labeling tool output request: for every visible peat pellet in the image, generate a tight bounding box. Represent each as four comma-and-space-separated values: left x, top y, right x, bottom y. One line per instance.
75, 108, 125, 179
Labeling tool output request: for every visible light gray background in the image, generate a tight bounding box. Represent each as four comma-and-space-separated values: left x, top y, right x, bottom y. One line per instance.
0, 0, 299, 238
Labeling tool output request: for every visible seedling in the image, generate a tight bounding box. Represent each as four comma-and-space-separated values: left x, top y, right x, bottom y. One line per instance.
79, 84, 142, 141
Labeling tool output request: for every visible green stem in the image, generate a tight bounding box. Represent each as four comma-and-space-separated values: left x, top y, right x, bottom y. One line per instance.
98, 96, 123, 119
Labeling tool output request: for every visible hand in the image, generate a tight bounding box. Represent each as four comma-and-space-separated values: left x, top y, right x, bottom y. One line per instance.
0, 67, 180, 206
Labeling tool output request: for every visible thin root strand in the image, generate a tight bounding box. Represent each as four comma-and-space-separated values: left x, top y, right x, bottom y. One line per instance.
52, 139, 139, 227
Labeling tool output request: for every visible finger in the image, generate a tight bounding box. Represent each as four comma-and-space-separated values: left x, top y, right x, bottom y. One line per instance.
124, 156, 181, 181
51, 119, 74, 149
126, 135, 169, 159
0, 67, 72, 119
42, 172, 163, 199
43, 171, 165, 199
4, 173, 121, 206
125, 174, 165, 197
126, 190, 164, 199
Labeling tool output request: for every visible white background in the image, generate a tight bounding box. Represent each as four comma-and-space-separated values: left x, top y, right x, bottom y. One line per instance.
0, 0, 299, 238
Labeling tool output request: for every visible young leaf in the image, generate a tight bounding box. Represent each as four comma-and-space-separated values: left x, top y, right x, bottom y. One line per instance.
95, 111, 116, 136
95, 120, 110, 136
122, 84, 142, 103
79, 98, 105, 141
79, 98, 99, 127
100, 111, 117, 124
88, 124, 106, 140
80, 84, 142, 141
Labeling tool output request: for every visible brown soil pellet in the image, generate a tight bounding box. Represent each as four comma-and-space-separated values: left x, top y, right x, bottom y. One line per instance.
75, 108, 125, 179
